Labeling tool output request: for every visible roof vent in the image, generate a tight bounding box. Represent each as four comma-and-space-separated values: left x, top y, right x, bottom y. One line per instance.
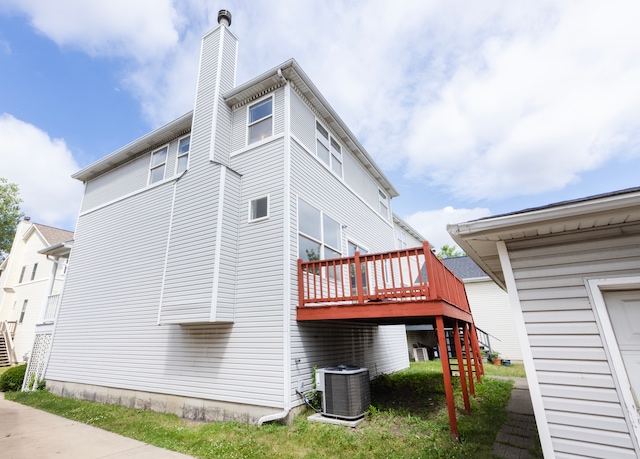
218, 9, 232, 27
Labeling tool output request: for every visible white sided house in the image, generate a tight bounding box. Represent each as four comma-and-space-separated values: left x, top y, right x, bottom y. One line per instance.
449, 187, 640, 458
42, 11, 415, 423
0, 218, 72, 366
442, 256, 523, 363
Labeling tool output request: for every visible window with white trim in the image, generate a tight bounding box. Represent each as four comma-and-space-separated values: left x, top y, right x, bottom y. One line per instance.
378, 189, 389, 219
149, 146, 168, 184
249, 196, 269, 222
298, 198, 342, 261
315, 121, 343, 178
397, 230, 408, 249
18, 266, 26, 283
248, 97, 273, 144
348, 241, 369, 294
176, 136, 190, 173
19, 299, 28, 323
31, 263, 38, 281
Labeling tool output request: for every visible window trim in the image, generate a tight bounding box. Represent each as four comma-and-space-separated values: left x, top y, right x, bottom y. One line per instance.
176, 135, 191, 174
247, 95, 274, 145
397, 230, 408, 249
148, 145, 169, 185
248, 195, 270, 223
378, 189, 389, 220
18, 266, 26, 283
315, 120, 343, 178
30, 263, 38, 281
297, 197, 343, 261
19, 299, 28, 323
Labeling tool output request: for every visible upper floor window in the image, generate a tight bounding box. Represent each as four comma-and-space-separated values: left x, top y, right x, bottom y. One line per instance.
397, 230, 408, 249
149, 146, 168, 184
31, 263, 38, 281
249, 196, 269, 222
248, 97, 273, 144
176, 136, 190, 173
18, 266, 26, 283
19, 299, 28, 323
298, 198, 342, 261
315, 121, 342, 178
378, 189, 389, 219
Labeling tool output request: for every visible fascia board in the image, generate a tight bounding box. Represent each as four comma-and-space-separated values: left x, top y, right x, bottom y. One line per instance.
72, 112, 193, 182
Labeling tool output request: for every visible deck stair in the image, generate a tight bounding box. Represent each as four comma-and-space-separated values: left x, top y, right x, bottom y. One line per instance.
0, 321, 18, 367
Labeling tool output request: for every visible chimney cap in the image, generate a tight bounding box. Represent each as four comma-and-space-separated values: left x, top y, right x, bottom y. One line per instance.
24, 216, 31, 221
218, 9, 232, 27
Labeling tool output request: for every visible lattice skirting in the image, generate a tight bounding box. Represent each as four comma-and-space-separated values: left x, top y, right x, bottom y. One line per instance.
22, 332, 52, 391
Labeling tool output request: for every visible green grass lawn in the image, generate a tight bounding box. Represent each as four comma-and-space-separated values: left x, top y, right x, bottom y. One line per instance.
5, 361, 518, 459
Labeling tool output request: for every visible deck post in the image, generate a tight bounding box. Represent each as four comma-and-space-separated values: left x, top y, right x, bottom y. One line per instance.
463, 323, 476, 397
423, 241, 439, 300
354, 251, 364, 304
436, 315, 458, 440
298, 259, 305, 308
453, 320, 471, 414
469, 322, 484, 380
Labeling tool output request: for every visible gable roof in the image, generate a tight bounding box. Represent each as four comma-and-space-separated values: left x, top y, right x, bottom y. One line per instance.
32, 224, 74, 246
442, 256, 488, 280
447, 186, 640, 289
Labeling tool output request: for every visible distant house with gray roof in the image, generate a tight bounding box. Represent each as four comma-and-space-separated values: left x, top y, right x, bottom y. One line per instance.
442, 256, 523, 363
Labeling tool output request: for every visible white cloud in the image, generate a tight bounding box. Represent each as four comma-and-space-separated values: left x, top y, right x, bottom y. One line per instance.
3, 0, 180, 62
5, 0, 640, 204
0, 114, 83, 230
404, 206, 491, 252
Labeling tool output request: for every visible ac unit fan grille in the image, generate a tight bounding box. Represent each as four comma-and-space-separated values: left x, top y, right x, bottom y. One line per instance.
323, 369, 370, 419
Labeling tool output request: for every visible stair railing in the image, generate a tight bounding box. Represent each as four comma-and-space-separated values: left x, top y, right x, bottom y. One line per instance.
0, 320, 18, 365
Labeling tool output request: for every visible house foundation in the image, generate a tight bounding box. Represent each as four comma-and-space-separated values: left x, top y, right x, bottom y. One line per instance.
46, 380, 304, 424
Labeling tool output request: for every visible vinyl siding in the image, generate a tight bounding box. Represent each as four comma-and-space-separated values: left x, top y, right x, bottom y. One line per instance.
464, 279, 522, 362
290, 90, 314, 151
47, 181, 282, 407
210, 26, 237, 165
288, 137, 407, 406
507, 226, 640, 457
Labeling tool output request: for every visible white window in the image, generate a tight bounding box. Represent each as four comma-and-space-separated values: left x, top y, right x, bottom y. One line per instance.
176, 136, 190, 173
31, 263, 38, 281
248, 97, 273, 144
19, 299, 28, 323
298, 198, 342, 261
315, 121, 343, 178
18, 266, 26, 283
397, 230, 408, 249
378, 189, 389, 219
249, 196, 269, 222
149, 146, 168, 184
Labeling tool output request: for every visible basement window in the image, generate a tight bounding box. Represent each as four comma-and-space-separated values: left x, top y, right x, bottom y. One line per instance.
249, 196, 269, 222
248, 97, 273, 144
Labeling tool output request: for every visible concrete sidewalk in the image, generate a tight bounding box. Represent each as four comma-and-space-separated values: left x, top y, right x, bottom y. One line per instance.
0, 393, 194, 459
490, 377, 541, 459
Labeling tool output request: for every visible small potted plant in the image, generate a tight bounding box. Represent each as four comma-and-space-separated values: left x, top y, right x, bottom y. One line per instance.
490, 350, 501, 365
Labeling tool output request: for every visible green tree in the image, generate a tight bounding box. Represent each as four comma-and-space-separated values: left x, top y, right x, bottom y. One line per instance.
437, 244, 465, 259
0, 178, 23, 260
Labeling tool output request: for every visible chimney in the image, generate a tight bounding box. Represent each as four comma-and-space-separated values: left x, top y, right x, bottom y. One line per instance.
217, 9, 232, 27
24, 216, 31, 221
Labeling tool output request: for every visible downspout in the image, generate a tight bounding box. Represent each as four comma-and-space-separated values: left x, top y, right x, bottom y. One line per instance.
258, 68, 291, 426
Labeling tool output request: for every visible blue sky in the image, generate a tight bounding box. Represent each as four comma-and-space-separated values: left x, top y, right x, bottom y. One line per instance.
1, 0, 639, 250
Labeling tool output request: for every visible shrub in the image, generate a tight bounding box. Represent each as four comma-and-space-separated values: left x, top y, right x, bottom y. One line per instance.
0, 364, 27, 392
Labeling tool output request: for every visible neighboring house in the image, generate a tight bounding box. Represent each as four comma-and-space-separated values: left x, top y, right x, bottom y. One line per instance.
442, 256, 523, 363
41, 12, 421, 424
0, 217, 73, 366
449, 187, 640, 458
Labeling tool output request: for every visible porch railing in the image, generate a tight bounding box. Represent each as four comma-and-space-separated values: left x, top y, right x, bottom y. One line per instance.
42, 294, 61, 323
0, 320, 18, 364
298, 241, 470, 313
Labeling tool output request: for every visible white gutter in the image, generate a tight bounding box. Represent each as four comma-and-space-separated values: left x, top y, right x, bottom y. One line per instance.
258, 68, 293, 426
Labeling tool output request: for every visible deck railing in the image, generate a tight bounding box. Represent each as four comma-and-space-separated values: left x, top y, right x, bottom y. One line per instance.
42, 294, 60, 323
298, 241, 470, 312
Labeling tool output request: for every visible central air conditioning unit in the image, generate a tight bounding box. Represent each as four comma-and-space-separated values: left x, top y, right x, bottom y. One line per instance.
316, 365, 370, 420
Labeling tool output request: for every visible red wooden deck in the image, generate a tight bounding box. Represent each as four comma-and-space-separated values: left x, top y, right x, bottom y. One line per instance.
296, 241, 484, 440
